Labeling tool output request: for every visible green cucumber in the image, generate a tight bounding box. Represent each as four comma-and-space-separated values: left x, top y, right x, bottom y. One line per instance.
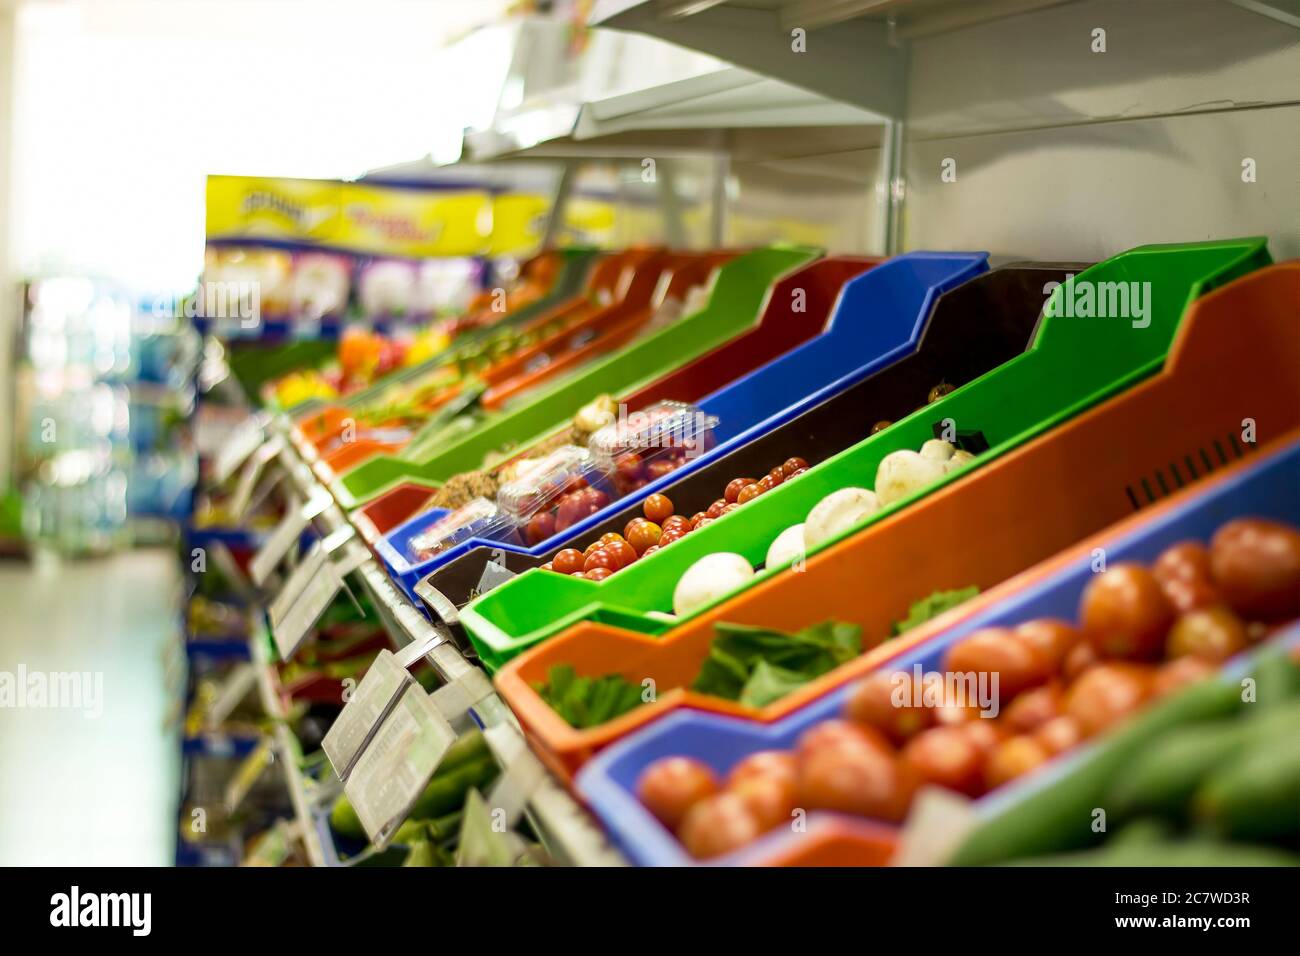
409, 755, 499, 821
1006, 837, 1300, 867
1194, 732, 1300, 841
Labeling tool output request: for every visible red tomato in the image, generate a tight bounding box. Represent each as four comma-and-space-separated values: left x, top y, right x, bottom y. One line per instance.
583, 548, 619, 573
583, 539, 604, 558
689, 511, 708, 528
958, 718, 1007, 757
737, 483, 763, 504
798, 743, 916, 822
1080, 564, 1174, 661
583, 487, 610, 510
636, 756, 720, 831
984, 736, 1050, 789
725, 478, 755, 503
757, 475, 777, 492
1003, 682, 1063, 733
643, 494, 674, 524
729, 775, 798, 832
624, 516, 648, 539
646, 460, 678, 481
616, 453, 644, 485
552, 548, 585, 575
662, 515, 692, 535
525, 510, 556, 545
658, 530, 683, 547
901, 726, 984, 796
1062, 639, 1099, 681
726, 751, 799, 789
626, 521, 661, 554
1064, 663, 1153, 737
943, 628, 1052, 705
603, 539, 638, 569
843, 671, 933, 744
678, 793, 763, 859
598, 532, 625, 547
721, 503, 741, 515
639, 545, 661, 559
585, 566, 612, 582
787, 468, 808, 480
1033, 715, 1084, 756
1209, 518, 1300, 620
539, 561, 554, 572
796, 718, 892, 759
1152, 655, 1217, 698
782, 457, 809, 477
706, 499, 727, 519
1012, 619, 1080, 672
555, 495, 585, 532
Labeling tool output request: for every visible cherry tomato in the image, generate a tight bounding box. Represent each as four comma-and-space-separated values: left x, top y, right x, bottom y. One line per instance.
725, 478, 755, 503
928, 382, 955, 403
958, 718, 1008, 757
1152, 655, 1217, 698
706, 499, 727, 519
583, 548, 619, 573
571, 571, 588, 580
1080, 564, 1174, 661
643, 494, 674, 524
679, 793, 763, 859
603, 539, 638, 570
1209, 518, 1300, 620
870, 420, 892, 434
658, 530, 682, 547
844, 670, 933, 744
787, 468, 808, 480
1003, 682, 1063, 733
525, 511, 556, 545
585, 566, 612, 582
730, 775, 798, 832
782, 457, 809, 477
1062, 639, 1099, 681
901, 726, 984, 796
1064, 663, 1153, 737
598, 532, 625, 547
943, 628, 1052, 705
616, 453, 644, 486
539, 562, 554, 573
983, 736, 1050, 789
556, 495, 585, 532
1161, 575, 1223, 615
690, 512, 708, 527
737, 483, 763, 504
726, 751, 799, 789
798, 743, 916, 822
626, 521, 661, 555
757, 475, 777, 492
552, 548, 585, 575
721, 503, 741, 515
1154, 541, 1221, 612
583, 539, 604, 558
1013, 618, 1080, 672
624, 516, 648, 539
583, 486, 610, 510
767, 467, 786, 487
639, 545, 661, 559
662, 515, 692, 535
796, 719, 892, 759
646, 460, 678, 481
636, 756, 720, 831
1033, 715, 1084, 756
1165, 605, 1248, 662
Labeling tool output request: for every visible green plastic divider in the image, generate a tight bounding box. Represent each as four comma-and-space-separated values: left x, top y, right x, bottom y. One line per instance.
283, 248, 599, 418
228, 338, 345, 405
460, 237, 1270, 672
331, 246, 821, 508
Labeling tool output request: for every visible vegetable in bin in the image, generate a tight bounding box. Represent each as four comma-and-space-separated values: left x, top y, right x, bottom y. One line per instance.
634, 516, 1300, 859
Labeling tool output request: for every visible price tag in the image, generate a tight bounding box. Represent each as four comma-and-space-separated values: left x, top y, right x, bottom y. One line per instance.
414, 578, 460, 625
228, 435, 285, 521
205, 662, 258, 728
474, 549, 517, 598
223, 736, 275, 814
248, 488, 331, 587
268, 525, 354, 628
213, 415, 267, 485
343, 684, 458, 847
890, 788, 980, 867
270, 538, 369, 661
321, 649, 414, 782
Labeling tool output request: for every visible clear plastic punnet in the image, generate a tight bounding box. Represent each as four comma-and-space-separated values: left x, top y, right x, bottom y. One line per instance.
407, 496, 501, 561
496, 445, 610, 546
588, 400, 720, 495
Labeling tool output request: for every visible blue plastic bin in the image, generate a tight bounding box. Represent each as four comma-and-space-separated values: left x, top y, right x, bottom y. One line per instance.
575, 437, 1300, 866
376, 251, 990, 602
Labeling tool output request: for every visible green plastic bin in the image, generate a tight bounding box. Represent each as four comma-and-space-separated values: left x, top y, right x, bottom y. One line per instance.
459, 237, 1270, 671
331, 246, 821, 509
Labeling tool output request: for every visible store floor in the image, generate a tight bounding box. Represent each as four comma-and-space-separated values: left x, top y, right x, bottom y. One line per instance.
0, 548, 181, 865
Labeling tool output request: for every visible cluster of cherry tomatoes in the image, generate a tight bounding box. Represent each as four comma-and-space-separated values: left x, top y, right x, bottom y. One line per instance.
522, 476, 610, 546
635, 516, 1300, 859
540, 457, 810, 580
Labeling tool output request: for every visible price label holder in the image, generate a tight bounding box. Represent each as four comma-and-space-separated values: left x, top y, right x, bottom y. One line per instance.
271, 538, 369, 661
213, 413, 269, 485
482, 723, 548, 833
343, 684, 458, 848
223, 735, 276, 814
321, 649, 414, 782
249, 487, 332, 587
205, 662, 258, 729
228, 435, 286, 521
890, 788, 980, 867
474, 548, 518, 599
455, 788, 526, 868
268, 525, 354, 629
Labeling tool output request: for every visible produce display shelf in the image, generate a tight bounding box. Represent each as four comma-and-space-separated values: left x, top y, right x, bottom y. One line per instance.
461, 237, 1271, 670
494, 256, 1300, 778
269, 426, 627, 867
575, 436, 1300, 866
377, 250, 990, 605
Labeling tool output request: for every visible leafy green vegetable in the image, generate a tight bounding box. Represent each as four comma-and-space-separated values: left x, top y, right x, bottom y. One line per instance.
892, 586, 979, 636
534, 664, 647, 729
692, 620, 862, 705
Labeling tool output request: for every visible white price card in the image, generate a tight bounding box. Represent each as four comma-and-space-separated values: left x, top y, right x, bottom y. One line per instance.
248, 488, 331, 587
321, 649, 414, 782
343, 684, 458, 847
414, 577, 460, 626
268, 525, 355, 628
228, 435, 285, 521
213, 414, 268, 485
270, 538, 369, 661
